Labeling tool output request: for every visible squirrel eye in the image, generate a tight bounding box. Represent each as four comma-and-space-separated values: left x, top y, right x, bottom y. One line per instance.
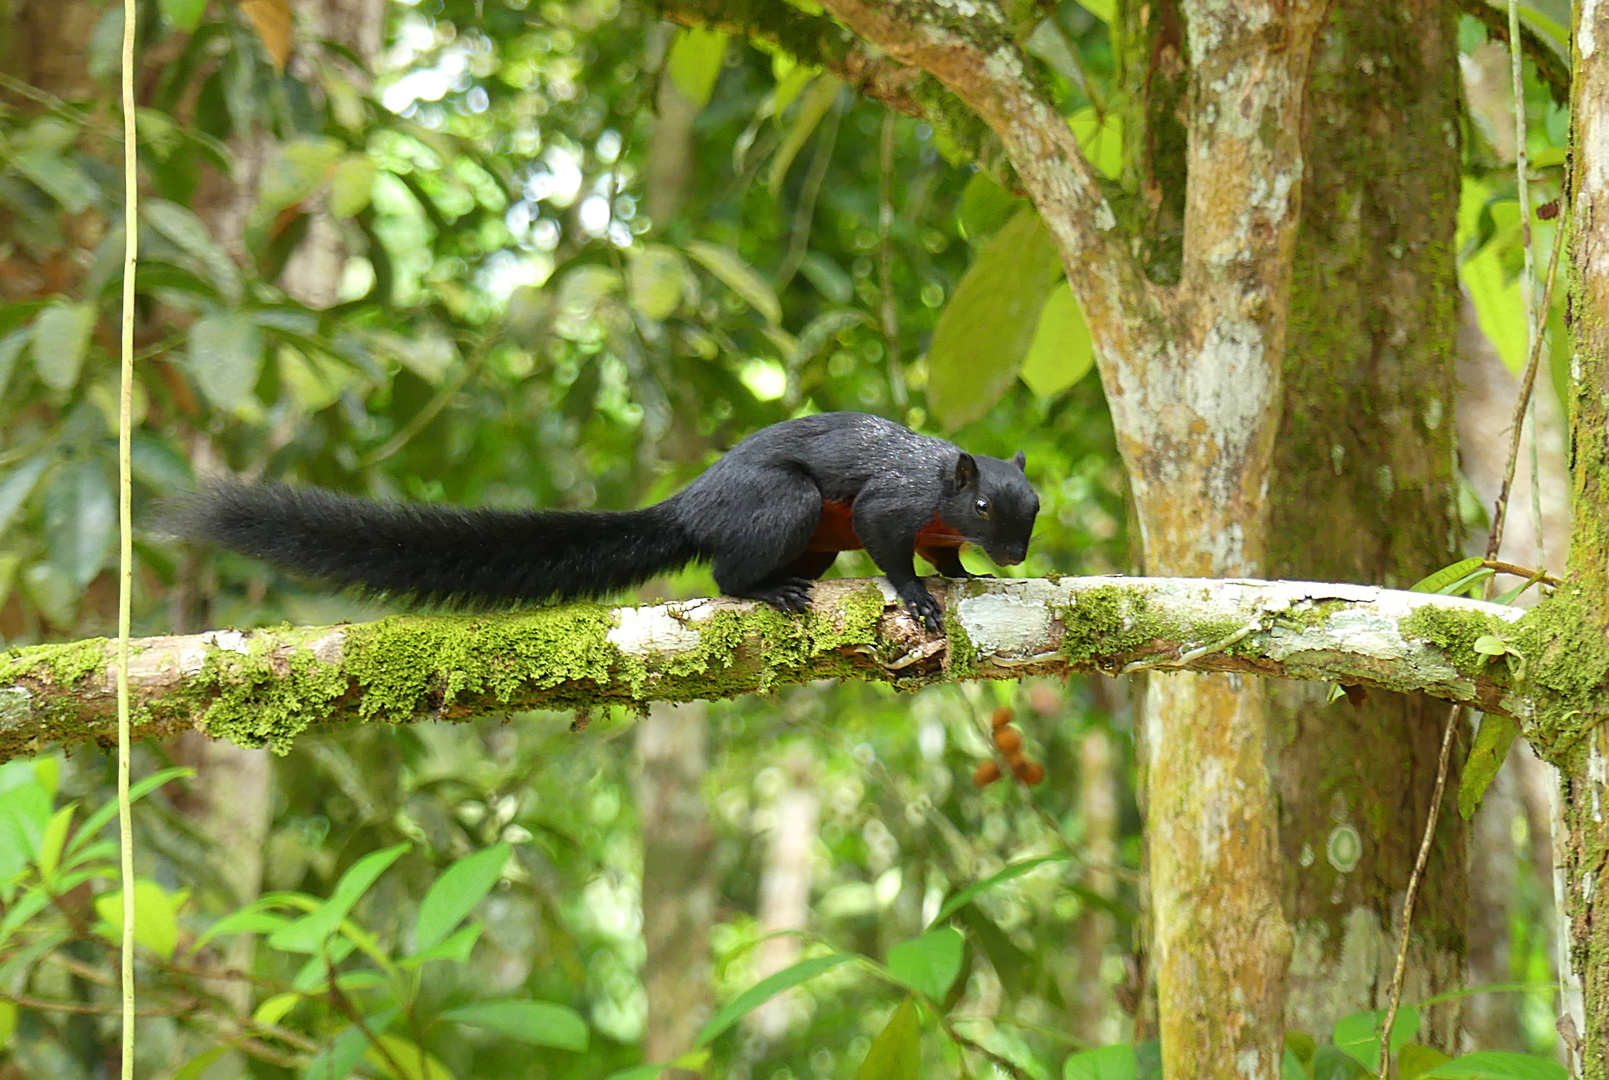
974, 497, 990, 518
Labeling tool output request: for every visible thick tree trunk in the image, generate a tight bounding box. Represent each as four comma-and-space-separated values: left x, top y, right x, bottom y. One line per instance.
1273, 0, 1466, 1046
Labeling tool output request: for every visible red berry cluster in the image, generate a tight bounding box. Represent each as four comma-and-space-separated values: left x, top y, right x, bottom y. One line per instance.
973, 707, 1045, 787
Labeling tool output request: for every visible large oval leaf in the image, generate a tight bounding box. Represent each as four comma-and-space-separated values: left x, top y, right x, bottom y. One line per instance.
1021, 281, 1095, 398
685, 240, 781, 325
1064, 1044, 1136, 1080
886, 927, 963, 1001
854, 998, 920, 1080
43, 458, 115, 588
1421, 1052, 1565, 1080
188, 310, 265, 411
697, 952, 856, 1045
0, 455, 52, 537
926, 207, 1063, 429
413, 842, 508, 954
30, 301, 98, 393
666, 28, 728, 109
441, 999, 588, 1052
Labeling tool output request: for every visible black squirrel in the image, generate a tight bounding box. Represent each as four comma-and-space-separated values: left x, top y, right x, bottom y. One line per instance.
169, 412, 1040, 631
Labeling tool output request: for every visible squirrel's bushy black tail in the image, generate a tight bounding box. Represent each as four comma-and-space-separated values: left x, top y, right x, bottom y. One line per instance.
164, 482, 700, 607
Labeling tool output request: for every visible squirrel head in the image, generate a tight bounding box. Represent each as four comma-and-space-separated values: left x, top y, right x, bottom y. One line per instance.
938, 450, 1039, 566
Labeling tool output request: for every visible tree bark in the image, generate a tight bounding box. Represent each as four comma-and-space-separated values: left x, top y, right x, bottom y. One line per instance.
0, 575, 1550, 755
1555, 4, 1609, 1071
1273, 0, 1466, 1045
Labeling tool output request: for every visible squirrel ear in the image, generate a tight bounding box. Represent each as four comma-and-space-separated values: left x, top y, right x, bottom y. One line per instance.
953, 452, 979, 490
1012, 450, 1027, 472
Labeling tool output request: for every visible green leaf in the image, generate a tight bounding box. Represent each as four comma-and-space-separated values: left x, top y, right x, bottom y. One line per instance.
159, 0, 208, 30
958, 172, 1021, 244
363, 1034, 453, 1080
67, 767, 193, 857
441, 999, 588, 1052
30, 300, 97, 393
36, 804, 75, 886
269, 842, 408, 954
601, 1053, 710, 1080
0, 781, 51, 883
0, 1000, 16, 1049
854, 998, 920, 1080
685, 240, 781, 325
1309, 1046, 1370, 1080
768, 74, 841, 195
43, 458, 116, 588
188, 310, 265, 411
1078, 0, 1115, 22
697, 952, 856, 1045
400, 923, 481, 968
95, 878, 182, 960
171, 1046, 233, 1080
1408, 557, 1484, 594
0, 455, 52, 537
302, 1006, 398, 1080
1064, 1044, 1137, 1080
144, 199, 242, 302
1421, 1051, 1567, 1080
413, 842, 508, 954
788, 308, 872, 370
934, 854, 1071, 924
1398, 1044, 1452, 1080
327, 155, 377, 218
1068, 107, 1124, 179
253, 991, 302, 1027
886, 927, 964, 1002
926, 206, 1064, 429
1283, 1045, 1309, 1080
627, 245, 691, 321
1472, 635, 1509, 657
0, 327, 30, 400
1021, 281, 1095, 398
1461, 242, 1525, 372
666, 28, 729, 109
1332, 1007, 1418, 1068
11, 150, 99, 214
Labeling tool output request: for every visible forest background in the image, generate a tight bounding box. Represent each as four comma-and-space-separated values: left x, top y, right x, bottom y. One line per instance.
0, 0, 1594, 1078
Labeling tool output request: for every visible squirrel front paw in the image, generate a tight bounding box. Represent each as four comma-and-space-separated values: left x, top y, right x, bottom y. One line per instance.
896, 582, 945, 633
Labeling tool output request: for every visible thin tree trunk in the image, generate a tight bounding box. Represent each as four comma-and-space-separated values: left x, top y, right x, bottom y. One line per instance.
748, 747, 820, 1040
634, 702, 717, 1077
1074, 723, 1121, 1043
1556, 5, 1609, 1070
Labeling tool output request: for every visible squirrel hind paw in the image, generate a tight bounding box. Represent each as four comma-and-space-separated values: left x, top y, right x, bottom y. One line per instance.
746, 577, 815, 614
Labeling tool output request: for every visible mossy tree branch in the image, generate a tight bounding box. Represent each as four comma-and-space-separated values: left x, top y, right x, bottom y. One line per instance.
1, 575, 1590, 763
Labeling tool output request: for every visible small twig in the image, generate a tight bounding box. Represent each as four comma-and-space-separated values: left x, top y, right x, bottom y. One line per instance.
356, 354, 481, 468
1378, 702, 1462, 1075
775, 97, 843, 291
326, 957, 409, 1080
1486, 163, 1567, 562
1121, 622, 1259, 674
877, 109, 907, 409
942, 1018, 1036, 1080
0, 992, 184, 1017
1482, 559, 1561, 586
